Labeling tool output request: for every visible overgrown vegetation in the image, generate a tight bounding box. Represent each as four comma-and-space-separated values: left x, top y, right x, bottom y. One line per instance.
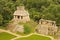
18, 20, 37, 34
0, 0, 60, 28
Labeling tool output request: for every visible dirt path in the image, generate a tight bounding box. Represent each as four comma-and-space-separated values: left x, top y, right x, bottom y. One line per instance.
34, 33, 55, 40
0, 29, 55, 40
12, 33, 55, 40
0, 29, 20, 37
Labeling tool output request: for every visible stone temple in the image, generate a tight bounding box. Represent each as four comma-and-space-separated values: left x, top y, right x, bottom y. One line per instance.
8, 6, 30, 33
13, 6, 30, 23
36, 19, 58, 35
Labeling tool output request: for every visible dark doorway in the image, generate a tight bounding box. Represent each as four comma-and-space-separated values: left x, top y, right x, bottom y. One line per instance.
17, 16, 20, 19
21, 16, 23, 19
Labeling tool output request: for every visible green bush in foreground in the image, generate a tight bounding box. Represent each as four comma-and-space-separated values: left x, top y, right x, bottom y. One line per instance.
24, 24, 31, 34
18, 20, 37, 34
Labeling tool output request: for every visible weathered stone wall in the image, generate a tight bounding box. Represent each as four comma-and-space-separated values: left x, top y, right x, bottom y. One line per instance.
7, 23, 24, 33
36, 19, 58, 35
12, 25, 24, 33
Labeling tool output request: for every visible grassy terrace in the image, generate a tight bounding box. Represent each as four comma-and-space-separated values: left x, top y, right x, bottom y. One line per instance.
16, 35, 51, 40
0, 32, 16, 40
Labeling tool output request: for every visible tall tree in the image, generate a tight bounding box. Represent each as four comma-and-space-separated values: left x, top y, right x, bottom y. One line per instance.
42, 4, 60, 26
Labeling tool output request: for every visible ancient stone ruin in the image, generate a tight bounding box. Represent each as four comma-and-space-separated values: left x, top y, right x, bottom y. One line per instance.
8, 6, 30, 33
36, 19, 58, 35
12, 25, 24, 33
56, 28, 60, 40
13, 6, 30, 23
56, 32, 60, 40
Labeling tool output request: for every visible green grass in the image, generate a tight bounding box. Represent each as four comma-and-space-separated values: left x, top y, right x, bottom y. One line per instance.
16, 35, 51, 40
0, 32, 16, 40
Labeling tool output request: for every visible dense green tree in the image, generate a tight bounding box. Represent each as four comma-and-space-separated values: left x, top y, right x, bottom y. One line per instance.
0, 0, 16, 26
42, 4, 60, 26
0, 15, 3, 25
29, 8, 41, 22
0, 0, 60, 27
23, 0, 53, 12
53, 0, 60, 4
